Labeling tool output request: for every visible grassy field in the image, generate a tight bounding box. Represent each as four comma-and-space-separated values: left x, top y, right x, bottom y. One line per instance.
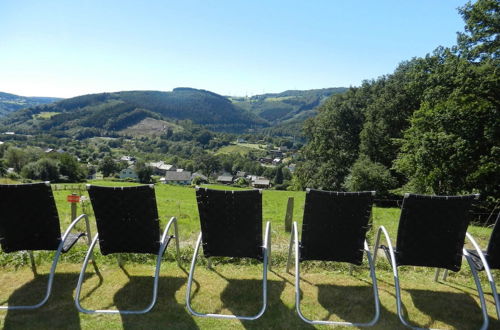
0, 182, 499, 329
215, 144, 263, 156
32, 112, 59, 119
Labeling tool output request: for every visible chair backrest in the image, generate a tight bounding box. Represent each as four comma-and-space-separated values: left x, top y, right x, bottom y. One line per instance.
0, 182, 61, 252
486, 213, 500, 269
196, 187, 263, 260
87, 185, 160, 255
299, 189, 374, 265
395, 193, 478, 271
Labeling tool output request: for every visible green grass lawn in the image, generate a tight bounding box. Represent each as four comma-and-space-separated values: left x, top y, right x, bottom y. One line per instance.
215, 144, 258, 156
1, 182, 499, 329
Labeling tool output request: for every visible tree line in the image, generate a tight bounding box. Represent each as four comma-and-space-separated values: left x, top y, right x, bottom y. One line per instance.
294, 0, 499, 209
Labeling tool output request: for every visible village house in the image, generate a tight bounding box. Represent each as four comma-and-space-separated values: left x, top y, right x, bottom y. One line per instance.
148, 161, 176, 175
259, 157, 273, 165
191, 172, 208, 182
164, 170, 192, 185
236, 171, 246, 178
119, 168, 138, 181
252, 178, 270, 189
217, 174, 234, 185
246, 175, 258, 182
120, 156, 136, 166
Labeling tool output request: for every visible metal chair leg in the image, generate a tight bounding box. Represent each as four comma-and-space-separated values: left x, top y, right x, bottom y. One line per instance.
294, 223, 380, 326
464, 251, 489, 330
286, 222, 296, 273
75, 231, 174, 314
186, 227, 269, 320
0, 214, 89, 310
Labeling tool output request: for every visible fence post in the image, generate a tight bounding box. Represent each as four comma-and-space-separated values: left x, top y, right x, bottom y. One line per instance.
71, 193, 78, 221
285, 197, 294, 232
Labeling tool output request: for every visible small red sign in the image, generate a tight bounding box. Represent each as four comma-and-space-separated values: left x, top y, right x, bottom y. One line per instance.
67, 195, 80, 203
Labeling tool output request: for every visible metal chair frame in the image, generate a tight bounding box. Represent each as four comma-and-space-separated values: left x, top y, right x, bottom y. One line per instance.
286, 221, 380, 326
1, 214, 91, 310
75, 216, 180, 314
462, 232, 500, 320
373, 225, 490, 330
186, 221, 271, 320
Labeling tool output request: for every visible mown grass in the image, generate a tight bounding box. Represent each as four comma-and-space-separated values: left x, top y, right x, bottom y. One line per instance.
214, 144, 259, 156
1, 182, 499, 329
32, 111, 59, 119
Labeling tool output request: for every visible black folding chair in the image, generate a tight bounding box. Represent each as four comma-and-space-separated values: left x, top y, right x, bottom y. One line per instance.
286, 189, 380, 326
75, 184, 180, 314
373, 193, 489, 329
186, 187, 271, 320
0, 182, 90, 310
463, 213, 500, 320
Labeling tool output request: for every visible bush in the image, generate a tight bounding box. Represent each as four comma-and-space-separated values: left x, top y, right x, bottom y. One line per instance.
21, 158, 60, 182
234, 177, 249, 186
192, 176, 208, 186
344, 155, 397, 197
273, 183, 290, 191
6, 171, 20, 180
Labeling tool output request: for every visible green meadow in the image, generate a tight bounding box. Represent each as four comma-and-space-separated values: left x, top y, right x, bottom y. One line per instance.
0, 182, 498, 329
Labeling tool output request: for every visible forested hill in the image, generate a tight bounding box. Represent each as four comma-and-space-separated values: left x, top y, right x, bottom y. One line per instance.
1, 88, 268, 135
0, 92, 61, 117
231, 88, 347, 125
294, 0, 499, 208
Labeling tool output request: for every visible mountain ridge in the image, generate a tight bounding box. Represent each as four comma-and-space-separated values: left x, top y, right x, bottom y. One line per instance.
0, 92, 61, 117
0, 87, 347, 137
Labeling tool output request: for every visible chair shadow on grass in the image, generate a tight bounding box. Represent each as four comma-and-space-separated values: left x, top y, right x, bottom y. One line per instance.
202, 268, 315, 330
439, 279, 500, 328
406, 289, 498, 330
316, 283, 403, 330
114, 264, 199, 330
2, 270, 100, 330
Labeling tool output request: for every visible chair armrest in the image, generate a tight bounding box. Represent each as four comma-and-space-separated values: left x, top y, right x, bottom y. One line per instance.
61, 214, 89, 242
264, 221, 271, 270
161, 217, 178, 242
464, 232, 494, 280
264, 221, 271, 249
60, 214, 90, 253
160, 217, 180, 265
373, 226, 397, 270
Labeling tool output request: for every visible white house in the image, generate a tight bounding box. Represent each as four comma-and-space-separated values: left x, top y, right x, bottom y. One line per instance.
119, 168, 138, 180
148, 161, 176, 175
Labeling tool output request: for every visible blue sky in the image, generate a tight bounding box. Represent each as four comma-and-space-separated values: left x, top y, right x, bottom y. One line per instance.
0, 0, 468, 98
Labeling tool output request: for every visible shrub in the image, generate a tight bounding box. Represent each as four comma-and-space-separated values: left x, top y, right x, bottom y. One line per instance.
344, 155, 397, 197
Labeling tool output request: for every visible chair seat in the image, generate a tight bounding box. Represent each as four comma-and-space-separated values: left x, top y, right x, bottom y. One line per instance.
466, 249, 489, 271
62, 232, 85, 253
